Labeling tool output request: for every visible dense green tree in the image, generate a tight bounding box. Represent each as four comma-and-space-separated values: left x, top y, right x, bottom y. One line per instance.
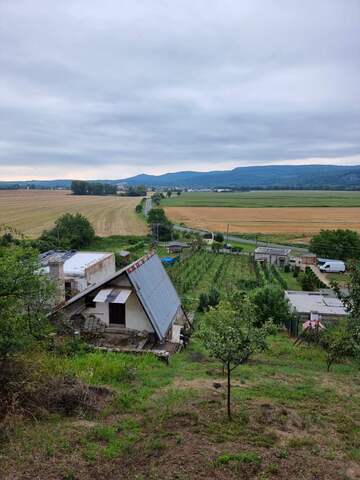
0, 246, 55, 359
333, 261, 360, 362
147, 208, 173, 241
71, 180, 88, 195
127, 185, 147, 197
310, 229, 360, 261
71, 180, 116, 195
249, 284, 294, 327
319, 324, 354, 372
198, 299, 273, 419
214, 233, 224, 243
39, 213, 95, 250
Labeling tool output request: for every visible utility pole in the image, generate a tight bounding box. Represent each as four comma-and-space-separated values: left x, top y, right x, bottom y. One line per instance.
226, 223, 229, 244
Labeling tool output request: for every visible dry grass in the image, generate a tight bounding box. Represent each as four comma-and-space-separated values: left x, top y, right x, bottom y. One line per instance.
0, 190, 148, 238
165, 206, 360, 236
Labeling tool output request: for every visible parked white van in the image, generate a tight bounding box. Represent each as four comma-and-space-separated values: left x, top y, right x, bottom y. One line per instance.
319, 260, 346, 273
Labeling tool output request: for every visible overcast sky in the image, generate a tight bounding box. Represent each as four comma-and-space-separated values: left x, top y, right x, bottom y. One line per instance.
0, 0, 359, 180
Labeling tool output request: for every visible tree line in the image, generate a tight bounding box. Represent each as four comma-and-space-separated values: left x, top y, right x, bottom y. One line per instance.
71, 180, 117, 195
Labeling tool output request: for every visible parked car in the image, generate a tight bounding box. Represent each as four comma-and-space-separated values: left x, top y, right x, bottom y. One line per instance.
319, 260, 346, 273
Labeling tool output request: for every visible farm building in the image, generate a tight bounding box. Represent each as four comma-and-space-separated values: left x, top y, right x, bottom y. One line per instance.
167, 241, 189, 254
52, 252, 186, 350
285, 290, 348, 324
254, 246, 291, 266
290, 253, 317, 270
40, 250, 116, 300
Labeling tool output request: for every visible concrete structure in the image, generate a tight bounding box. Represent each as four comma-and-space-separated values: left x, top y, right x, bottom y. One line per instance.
167, 241, 189, 254
254, 246, 291, 266
285, 290, 348, 324
40, 250, 116, 298
53, 253, 185, 345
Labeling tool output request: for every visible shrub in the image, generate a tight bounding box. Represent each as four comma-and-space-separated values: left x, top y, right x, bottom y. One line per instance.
320, 325, 355, 371
39, 213, 95, 250
250, 284, 293, 327
214, 233, 224, 243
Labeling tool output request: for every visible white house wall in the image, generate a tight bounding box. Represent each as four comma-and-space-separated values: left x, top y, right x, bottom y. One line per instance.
86, 301, 109, 324
125, 293, 154, 332
84, 289, 153, 332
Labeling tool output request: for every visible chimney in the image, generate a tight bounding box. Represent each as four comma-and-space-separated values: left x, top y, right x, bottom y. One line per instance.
49, 259, 65, 304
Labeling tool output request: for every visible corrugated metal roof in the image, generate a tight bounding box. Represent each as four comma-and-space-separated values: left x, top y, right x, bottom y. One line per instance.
127, 253, 181, 340
111, 289, 132, 304
285, 291, 347, 316
93, 288, 132, 304
255, 246, 291, 256
94, 288, 113, 303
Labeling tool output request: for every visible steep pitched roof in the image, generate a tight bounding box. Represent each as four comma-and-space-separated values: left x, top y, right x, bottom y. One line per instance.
54, 252, 181, 341
127, 253, 181, 340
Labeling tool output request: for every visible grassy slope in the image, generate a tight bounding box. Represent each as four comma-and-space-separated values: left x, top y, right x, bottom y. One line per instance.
163, 190, 360, 208
2, 334, 360, 479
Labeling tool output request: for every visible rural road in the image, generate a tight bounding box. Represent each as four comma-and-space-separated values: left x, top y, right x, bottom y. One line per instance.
173, 225, 309, 253
144, 198, 152, 216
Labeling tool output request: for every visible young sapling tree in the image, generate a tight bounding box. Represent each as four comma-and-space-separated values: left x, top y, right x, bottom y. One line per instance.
198, 297, 273, 420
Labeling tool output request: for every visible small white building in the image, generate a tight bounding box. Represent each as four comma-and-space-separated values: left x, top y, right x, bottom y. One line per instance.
40, 250, 116, 298
254, 246, 291, 267
53, 253, 185, 345
203, 232, 214, 245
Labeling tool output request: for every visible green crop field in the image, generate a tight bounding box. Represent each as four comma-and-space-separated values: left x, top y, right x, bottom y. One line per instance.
167, 251, 256, 310
163, 190, 360, 208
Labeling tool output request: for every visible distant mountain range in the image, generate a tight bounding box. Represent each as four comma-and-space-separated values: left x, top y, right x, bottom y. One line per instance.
1, 165, 360, 190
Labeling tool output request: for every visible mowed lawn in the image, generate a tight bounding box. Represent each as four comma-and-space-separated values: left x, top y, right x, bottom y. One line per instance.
0, 190, 148, 238
163, 190, 360, 208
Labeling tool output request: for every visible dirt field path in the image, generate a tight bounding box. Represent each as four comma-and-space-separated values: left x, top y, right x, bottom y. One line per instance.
165, 206, 360, 236
0, 190, 148, 237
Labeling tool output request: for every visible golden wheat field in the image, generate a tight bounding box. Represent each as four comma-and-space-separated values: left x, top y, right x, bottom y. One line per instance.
165, 206, 360, 236
0, 190, 148, 238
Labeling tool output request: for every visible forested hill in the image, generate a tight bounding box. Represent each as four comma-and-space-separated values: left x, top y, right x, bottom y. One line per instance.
1, 164, 360, 190
118, 165, 360, 188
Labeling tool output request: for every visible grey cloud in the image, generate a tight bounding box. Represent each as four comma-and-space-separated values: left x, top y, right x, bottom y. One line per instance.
0, 0, 359, 178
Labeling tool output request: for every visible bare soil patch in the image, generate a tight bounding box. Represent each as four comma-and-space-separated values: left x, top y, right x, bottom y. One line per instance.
165, 206, 360, 236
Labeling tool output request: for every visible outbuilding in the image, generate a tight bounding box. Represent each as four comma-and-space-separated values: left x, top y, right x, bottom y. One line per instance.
40, 250, 116, 299
285, 290, 348, 324
167, 241, 189, 254
254, 246, 291, 267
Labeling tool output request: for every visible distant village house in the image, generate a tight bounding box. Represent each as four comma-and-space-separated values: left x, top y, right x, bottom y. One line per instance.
254, 246, 291, 267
